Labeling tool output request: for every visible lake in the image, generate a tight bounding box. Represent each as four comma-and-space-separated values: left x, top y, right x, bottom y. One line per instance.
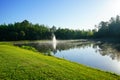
14, 40, 120, 74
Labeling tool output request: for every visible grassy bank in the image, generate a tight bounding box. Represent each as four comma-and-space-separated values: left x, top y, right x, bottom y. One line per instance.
0, 45, 120, 80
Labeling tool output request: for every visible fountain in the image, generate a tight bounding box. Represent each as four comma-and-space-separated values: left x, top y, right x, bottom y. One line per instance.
52, 34, 57, 50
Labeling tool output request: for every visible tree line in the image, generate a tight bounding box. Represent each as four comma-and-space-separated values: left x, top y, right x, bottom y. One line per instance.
0, 20, 95, 41
95, 15, 120, 38
0, 15, 120, 41
0, 20, 51, 41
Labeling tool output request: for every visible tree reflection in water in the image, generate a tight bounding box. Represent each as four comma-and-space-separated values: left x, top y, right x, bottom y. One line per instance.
14, 40, 120, 61
96, 43, 120, 61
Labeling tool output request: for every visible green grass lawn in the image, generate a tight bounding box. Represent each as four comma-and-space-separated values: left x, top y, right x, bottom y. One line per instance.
0, 45, 120, 80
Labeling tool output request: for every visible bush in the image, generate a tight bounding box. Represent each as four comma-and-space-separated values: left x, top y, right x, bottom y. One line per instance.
21, 45, 38, 52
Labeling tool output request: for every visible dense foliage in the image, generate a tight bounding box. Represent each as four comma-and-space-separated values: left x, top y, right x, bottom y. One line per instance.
0, 20, 51, 41
96, 15, 120, 38
55, 28, 95, 39
0, 20, 95, 41
0, 15, 120, 41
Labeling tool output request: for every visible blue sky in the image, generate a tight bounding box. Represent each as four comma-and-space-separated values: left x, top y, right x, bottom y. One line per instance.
0, 0, 120, 30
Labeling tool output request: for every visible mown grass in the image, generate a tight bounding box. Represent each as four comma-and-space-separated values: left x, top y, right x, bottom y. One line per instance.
0, 42, 13, 45
0, 45, 120, 80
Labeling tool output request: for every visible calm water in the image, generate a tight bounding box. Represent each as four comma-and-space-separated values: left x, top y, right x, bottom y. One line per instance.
14, 40, 120, 74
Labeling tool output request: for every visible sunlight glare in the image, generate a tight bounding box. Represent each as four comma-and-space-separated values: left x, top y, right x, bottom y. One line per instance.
107, 0, 120, 15
96, 0, 120, 24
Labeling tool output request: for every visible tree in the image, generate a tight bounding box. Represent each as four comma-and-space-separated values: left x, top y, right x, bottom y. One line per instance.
51, 26, 56, 33
19, 31, 25, 40
96, 15, 120, 38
